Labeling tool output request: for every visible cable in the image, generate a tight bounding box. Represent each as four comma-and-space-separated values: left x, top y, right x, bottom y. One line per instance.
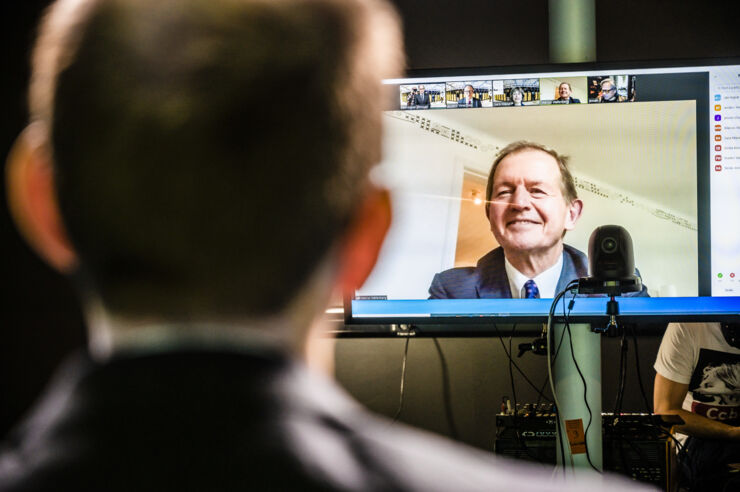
551, 318, 570, 475
494, 323, 552, 465
506, 324, 523, 458
508, 325, 518, 426
612, 329, 628, 416
629, 324, 653, 414
536, 317, 569, 409
432, 338, 459, 440
547, 286, 570, 474
605, 419, 684, 485
559, 286, 600, 472
564, 319, 600, 473
392, 337, 410, 422
491, 324, 553, 403
612, 332, 630, 478
546, 279, 579, 474
647, 424, 685, 455
610, 330, 630, 477
535, 375, 550, 410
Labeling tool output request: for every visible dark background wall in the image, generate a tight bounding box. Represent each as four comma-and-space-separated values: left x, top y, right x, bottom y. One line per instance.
333, 333, 662, 451
2, 0, 739, 444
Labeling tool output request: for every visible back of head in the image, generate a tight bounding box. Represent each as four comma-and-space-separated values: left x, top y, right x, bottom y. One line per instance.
30, 0, 402, 319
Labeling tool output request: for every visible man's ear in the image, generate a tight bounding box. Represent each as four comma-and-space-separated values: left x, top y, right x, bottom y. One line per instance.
336, 186, 391, 296
564, 198, 584, 231
6, 123, 78, 273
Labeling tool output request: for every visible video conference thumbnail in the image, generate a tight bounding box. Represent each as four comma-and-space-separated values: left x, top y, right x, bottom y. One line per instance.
540, 77, 586, 104
492, 79, 540, 107
400, 75, 638, 110
400, 83, 446, 109
587, 75, 636, 103
445, 81, 493, 108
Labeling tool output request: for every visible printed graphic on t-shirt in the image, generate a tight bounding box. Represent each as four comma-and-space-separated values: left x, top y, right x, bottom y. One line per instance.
688, 348, 740, 425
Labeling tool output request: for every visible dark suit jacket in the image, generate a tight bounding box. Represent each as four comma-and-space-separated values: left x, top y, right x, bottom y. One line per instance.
428, 244, 649, 299
457, 97, 482, 108
0, 349, 575, 491
413, 93, 430, 109
429, 245, 586, 299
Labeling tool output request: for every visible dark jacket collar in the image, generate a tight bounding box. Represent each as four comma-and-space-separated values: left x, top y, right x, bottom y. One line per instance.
476, 245, 588, 298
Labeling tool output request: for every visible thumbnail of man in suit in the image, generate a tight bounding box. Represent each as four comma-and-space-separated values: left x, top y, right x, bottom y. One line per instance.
429, 142, 585, 299
457, 84, 482, 108
0, 0, 649, 490
555, 82, 580, 103
598, 78, 626, 103
414, 84, 431, 108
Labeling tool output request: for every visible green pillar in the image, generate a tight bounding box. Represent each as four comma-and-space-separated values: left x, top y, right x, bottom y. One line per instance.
552, 322, 603, 472
548, 0, 596, 63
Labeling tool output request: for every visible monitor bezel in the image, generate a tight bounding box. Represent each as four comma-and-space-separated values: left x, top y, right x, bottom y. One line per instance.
344, 56, 740, 326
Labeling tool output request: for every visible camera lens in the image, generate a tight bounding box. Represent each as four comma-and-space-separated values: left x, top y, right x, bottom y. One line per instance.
601, 237, 618, 254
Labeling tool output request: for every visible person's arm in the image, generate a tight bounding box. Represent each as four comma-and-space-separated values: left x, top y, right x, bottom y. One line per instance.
654, 372, 740, 440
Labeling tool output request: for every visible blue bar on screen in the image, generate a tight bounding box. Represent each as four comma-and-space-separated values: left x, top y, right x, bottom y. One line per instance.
351, 297, 740, 318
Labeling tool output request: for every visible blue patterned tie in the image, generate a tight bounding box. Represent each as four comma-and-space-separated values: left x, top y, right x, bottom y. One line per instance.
524, 279, 540, 299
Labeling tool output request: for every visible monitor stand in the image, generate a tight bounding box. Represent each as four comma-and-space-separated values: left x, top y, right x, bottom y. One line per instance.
552, 322, 603, 473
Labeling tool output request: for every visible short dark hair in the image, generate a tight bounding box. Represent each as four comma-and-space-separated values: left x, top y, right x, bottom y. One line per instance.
485, 141, 578, 219
30, 0, 402, 318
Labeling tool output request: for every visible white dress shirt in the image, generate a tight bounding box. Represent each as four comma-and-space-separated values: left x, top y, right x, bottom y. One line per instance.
504, 253, 564, 299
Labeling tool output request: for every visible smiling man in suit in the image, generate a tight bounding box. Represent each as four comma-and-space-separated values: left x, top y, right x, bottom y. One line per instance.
457, 84, 482, 108
429, 141, 650, 299
430, 141, 588, 299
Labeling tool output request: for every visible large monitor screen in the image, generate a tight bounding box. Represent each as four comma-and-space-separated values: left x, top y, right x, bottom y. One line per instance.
346, 60, 740, 324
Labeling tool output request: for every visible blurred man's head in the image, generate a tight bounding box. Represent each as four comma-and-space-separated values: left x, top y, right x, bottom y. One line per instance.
418, 85, 425, 93
485, 142, 582, 259
9, 0, 402, 323
557, 82, 572, 100
463, 84, 475, 99
600, 78, 617, 101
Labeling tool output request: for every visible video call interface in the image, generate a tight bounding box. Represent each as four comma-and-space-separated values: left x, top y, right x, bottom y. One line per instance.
349, 64, 740, 321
